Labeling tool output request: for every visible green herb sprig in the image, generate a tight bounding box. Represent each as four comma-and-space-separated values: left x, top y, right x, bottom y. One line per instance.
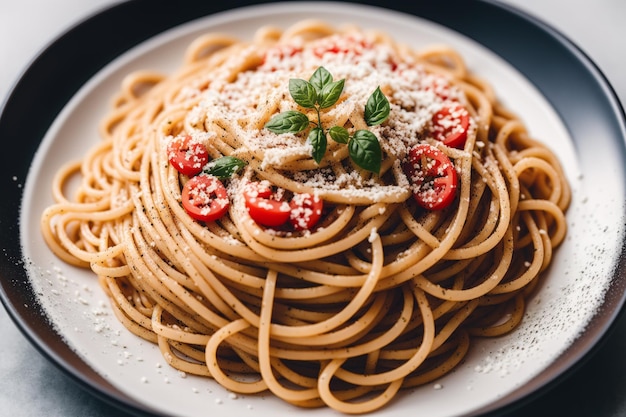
203, 156, 247, 179
264, 67, 390, 174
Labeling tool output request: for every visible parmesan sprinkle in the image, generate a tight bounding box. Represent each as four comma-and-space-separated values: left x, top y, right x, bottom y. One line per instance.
183, 31, 474, 203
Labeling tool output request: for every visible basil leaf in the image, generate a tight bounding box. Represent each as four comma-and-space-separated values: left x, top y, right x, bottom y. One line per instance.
318, 79, 345, 109
308, 127, 327, 164
329, 126, 349, 144
265, 111, 310, 133
204, 156, 247, 179
289, 79, 317, 108
364, 86, 390, 126
349, 130, 382, 174
309, 66, 333, 94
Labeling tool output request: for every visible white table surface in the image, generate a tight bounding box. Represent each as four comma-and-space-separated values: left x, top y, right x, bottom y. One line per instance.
2, 1, 625, 416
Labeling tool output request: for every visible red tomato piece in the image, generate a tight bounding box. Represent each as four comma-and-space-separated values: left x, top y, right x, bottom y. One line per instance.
289, 193, 323, 230
167, 135, 209, 176
405, 144, 458, 210
181, 175, 229, 222
243, 181, 291, 227
430, 105, 470, 149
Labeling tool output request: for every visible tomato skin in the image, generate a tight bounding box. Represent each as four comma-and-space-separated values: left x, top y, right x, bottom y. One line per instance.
181, 175, 229, 222
243, 182, 291, 227
289, 193, 323, 230
167, 135, 209, 176
405, 144, 458, 211
431, 105, 470, 149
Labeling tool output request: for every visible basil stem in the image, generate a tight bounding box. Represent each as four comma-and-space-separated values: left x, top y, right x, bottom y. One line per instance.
265, 66, 389, 173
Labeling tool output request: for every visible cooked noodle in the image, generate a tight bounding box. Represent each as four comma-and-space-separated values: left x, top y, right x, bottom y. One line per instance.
41, 19, 570, 413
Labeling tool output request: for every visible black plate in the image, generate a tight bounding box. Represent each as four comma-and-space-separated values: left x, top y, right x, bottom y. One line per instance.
2, 1, 626, 416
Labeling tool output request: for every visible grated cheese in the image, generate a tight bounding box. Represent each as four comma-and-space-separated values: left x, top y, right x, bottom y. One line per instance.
182, 31, 474, 203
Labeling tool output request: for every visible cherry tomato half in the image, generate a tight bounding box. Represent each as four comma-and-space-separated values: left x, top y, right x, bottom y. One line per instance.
243, 181, 291, 227
181, 175, 229, 222
289, 193, 323, 230
430, 105, 470, 149
405, 144, 458, 211
167, 134, 209, 176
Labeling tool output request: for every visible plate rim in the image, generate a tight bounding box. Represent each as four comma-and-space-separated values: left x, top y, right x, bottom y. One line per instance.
2, 1, 626, 416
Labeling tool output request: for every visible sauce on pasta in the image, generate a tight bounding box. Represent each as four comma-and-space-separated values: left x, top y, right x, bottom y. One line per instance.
40, 20, 570, 413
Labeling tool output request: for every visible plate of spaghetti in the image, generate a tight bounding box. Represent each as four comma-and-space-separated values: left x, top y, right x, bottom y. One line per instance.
2, 1, 626, 416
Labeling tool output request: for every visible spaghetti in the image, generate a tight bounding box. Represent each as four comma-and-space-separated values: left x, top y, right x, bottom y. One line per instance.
41, 20, 570, 413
